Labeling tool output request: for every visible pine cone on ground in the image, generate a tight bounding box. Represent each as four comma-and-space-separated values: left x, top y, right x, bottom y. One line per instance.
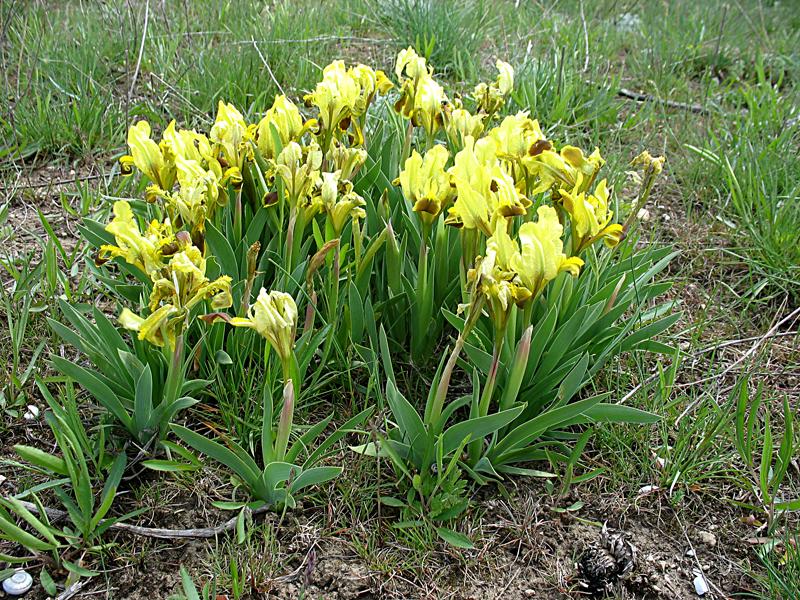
577, 523, 637, 597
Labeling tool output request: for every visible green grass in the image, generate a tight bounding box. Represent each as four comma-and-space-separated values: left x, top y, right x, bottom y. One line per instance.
0, 0, 361, 163
751, 532, 800, 600
364, 0, 494, 80
1, 0, 799, 598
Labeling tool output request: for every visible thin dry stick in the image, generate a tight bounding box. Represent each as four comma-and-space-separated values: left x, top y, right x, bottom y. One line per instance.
674, 304, 799, 425
149, 72, 209, 123
619, 313, 798, 407
671, 507, 728, 599
676, 305, 799, 390
18, 501, 271, 540
229, 35, 389, 46
617, 371, 661, 406
128, 0, 149, 100
693, 330, 797, 356
252, 39, 285, 97
0, 173, 103, 193
579, 1, 589, 72
617, 87, 710, 115
56, 580, 89, 600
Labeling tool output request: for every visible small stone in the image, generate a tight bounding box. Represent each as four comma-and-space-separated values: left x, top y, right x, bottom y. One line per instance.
23, 405, 40, 420
637, 208, 651, 222
524, 590, 536, 597
697, 531, 716, 548
686, 549, 696, 557
693, 574, 709, 596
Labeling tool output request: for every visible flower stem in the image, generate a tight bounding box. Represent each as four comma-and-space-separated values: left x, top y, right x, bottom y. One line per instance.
429, 296, 484, 431
466, 308, 511, 464
327, 244, 341, 325
233, 187, 243, 242
161, 333, 184, 440
285, 207, 298, 284
274, 360, 295, 462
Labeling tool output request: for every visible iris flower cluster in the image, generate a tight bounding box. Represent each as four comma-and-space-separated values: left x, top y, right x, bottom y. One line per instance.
391, 47, 630, 329
106, 61, 394, 358
105, 47, 659, 368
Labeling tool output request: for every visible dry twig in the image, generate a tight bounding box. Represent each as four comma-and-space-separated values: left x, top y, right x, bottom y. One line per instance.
617, 88, 710, 115
18, 501, 271, 539
128, 0, 149, 101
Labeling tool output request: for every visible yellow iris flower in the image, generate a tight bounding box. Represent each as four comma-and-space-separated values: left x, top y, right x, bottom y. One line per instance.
229, 288, 297, 363
161, 121, 214, 165
117, 231, 232, 349
210, 101, 254, 170
496, 60, 514, 95
395, 145, 454, 226
98, 200, 176, 277
256, 95, 306, 160
445, 136, 497, 234
146, 153, 240, 236
274, 141, 323, 208
397, 73, 448, 137
305, 60, 359, 131
304, 60, 390, 147
444, 107, 485, 148
351, 64, 393, 111
488, 113, 550, 189
327, 141, 367, 180
119, 121, 177, 191
560, 178, 624, 251
472, 206, 584, 313
531, 145, 605, 195
169, 156, 223, 232
445, 136, 530, 235
395, 47, 429, 81
147, 244, 232, 312
514, 206, 584, 296
393, 47, 449, 137
473, 59, 515, 115
474, 227, 532, 313
118, 304, 183, 350
631, 150, 665, 175
320, 171, 367, 235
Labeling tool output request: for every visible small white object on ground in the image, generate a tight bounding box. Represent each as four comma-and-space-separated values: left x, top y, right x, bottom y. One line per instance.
2, 570, 34, 595
697, 530, 717, 548
23, 404, 40, 420
693, 573, 709, 596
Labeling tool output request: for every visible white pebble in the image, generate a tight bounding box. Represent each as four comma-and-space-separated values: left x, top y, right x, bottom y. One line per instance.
693, 574, 709, 596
